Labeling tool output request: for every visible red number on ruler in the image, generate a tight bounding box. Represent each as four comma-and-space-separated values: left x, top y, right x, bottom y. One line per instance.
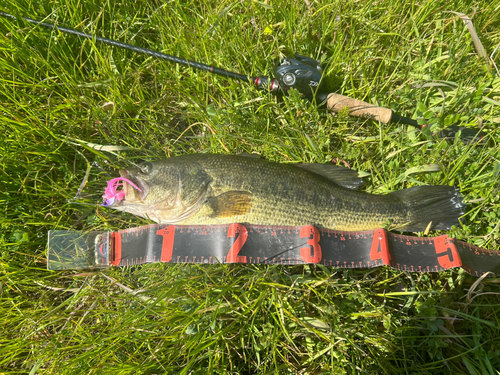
300, 225, 322, 263
434, 235, 462, 269
370, 229, 391, 265
156, 226, 176, 262
227, 224, 248, 263
111, 232, 122, 266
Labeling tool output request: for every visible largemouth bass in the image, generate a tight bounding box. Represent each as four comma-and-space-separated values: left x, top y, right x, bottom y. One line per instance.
104, 154, 465, 231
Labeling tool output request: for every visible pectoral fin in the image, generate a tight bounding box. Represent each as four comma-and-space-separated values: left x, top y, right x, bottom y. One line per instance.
207, 191, 253, 217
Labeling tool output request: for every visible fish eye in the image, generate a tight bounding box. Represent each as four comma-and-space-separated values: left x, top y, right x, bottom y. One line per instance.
139, 162, 153, 174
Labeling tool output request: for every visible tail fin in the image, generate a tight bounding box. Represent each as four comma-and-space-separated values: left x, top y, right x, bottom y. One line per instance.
391, 186, 466, 231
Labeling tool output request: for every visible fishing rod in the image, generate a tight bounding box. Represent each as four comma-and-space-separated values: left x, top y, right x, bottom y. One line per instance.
0, 11, 485, 143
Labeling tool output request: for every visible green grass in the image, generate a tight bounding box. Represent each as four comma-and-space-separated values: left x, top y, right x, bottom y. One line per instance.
1, 0, 500, 373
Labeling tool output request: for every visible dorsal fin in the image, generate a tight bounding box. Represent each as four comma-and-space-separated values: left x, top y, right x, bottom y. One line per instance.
297, 164, 365, 189
238, 153, 261, 158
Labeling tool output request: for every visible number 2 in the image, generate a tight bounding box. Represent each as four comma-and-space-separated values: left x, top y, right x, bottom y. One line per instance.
226, 224, 248, 263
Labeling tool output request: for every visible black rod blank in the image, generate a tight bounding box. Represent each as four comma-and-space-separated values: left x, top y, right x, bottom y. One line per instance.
0, 11, 251, 82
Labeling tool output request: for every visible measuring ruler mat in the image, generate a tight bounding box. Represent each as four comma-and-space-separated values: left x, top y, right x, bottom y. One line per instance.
47, 224, 500, 276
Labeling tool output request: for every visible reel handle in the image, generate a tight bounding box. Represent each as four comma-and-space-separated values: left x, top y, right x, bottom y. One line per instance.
325, 93, 393, 124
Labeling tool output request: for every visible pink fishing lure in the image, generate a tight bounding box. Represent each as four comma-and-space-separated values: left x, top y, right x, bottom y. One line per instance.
102, 177, 142, 207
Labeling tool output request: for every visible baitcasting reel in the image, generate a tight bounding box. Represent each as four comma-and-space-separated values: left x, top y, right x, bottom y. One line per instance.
273, 54, 324, 99
252, 54, 325, 100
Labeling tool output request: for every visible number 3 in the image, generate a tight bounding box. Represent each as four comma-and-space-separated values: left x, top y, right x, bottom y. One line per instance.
300, 225, 322, 263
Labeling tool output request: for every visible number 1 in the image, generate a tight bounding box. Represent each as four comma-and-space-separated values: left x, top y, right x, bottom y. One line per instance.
156, 226, 176, 262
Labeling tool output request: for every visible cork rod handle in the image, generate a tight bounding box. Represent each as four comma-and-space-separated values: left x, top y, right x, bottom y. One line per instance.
326, 93, 393, 124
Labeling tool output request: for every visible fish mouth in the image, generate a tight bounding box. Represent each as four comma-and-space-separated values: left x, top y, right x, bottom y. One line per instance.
118, 169, 149, 203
